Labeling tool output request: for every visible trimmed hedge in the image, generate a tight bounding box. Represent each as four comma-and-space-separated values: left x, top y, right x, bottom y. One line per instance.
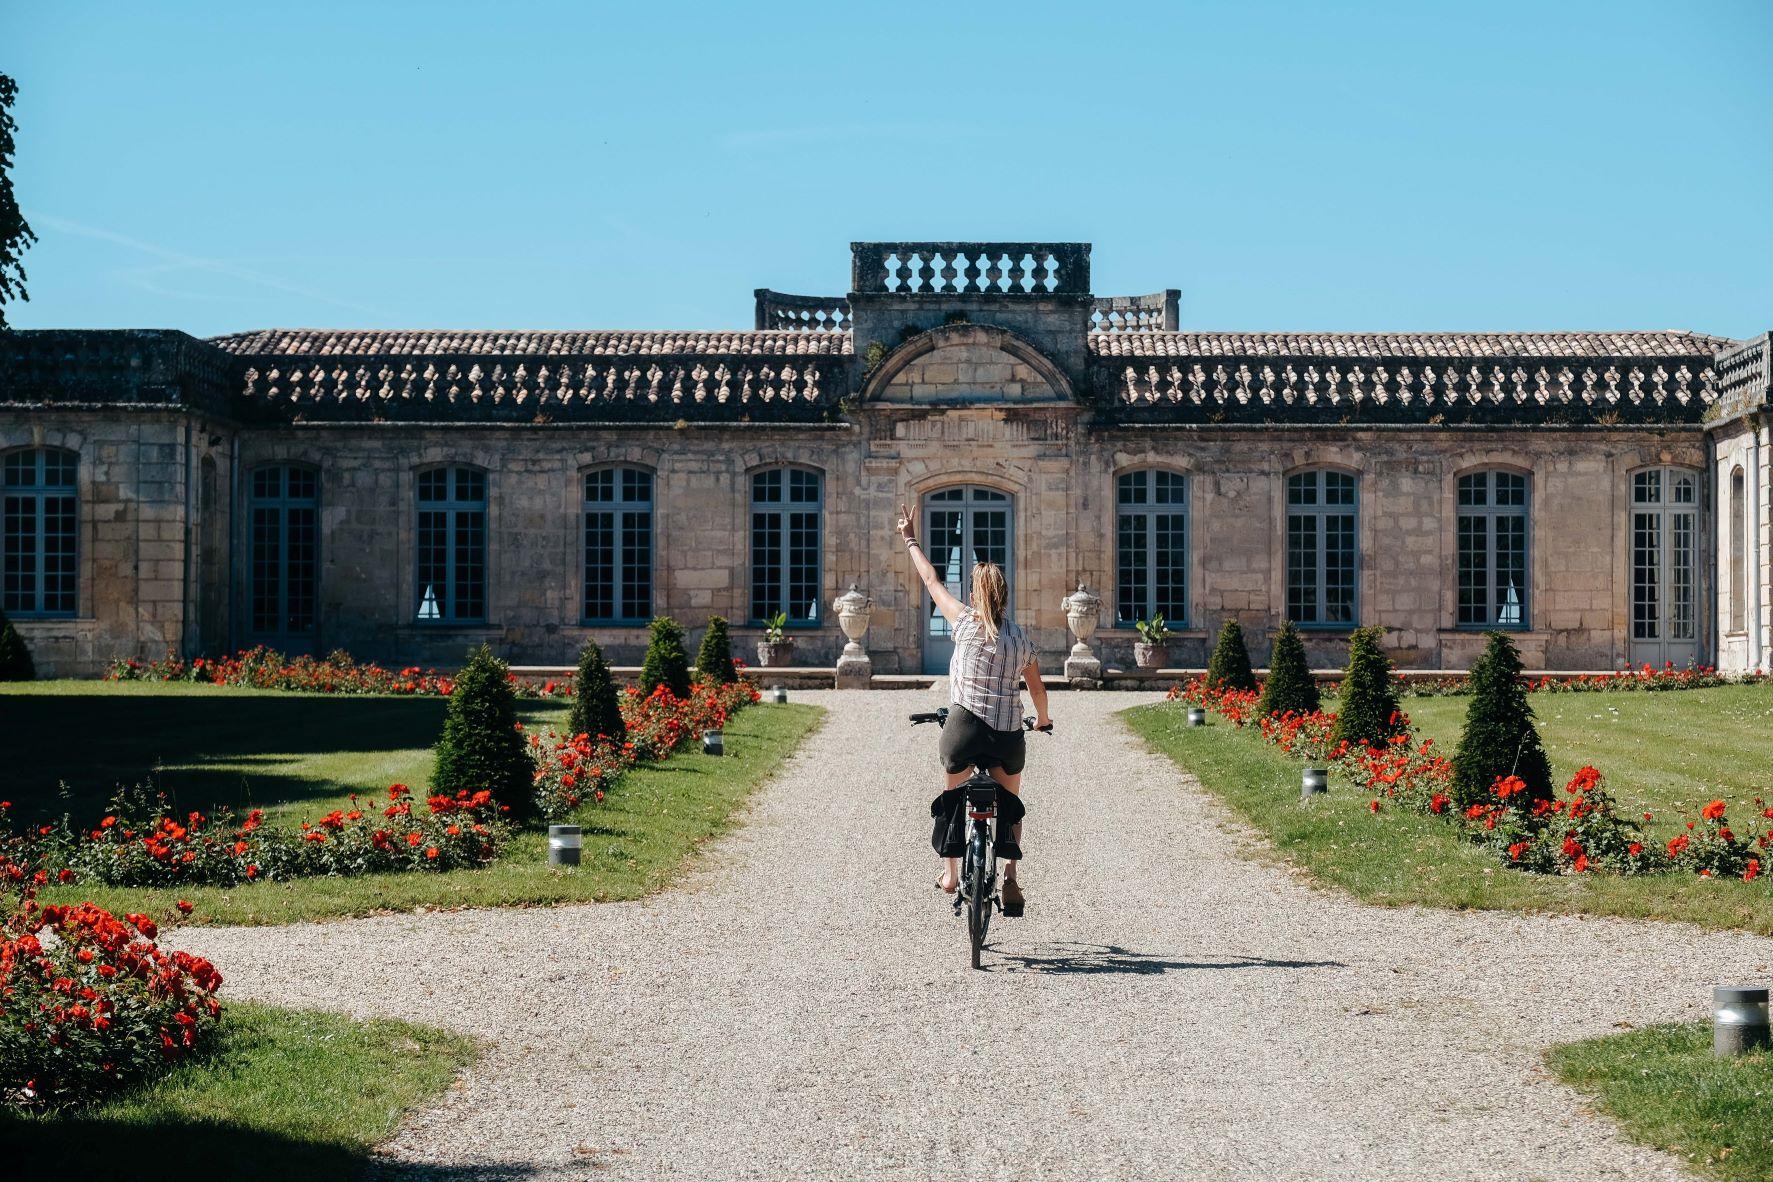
1206, 619, 1257, 692
640, 617, 692, 700
432, 645, 533, 820
1450, 630, 1555, 808
1257, 620, 1319, 717
0, 605, 34, 681
567, 638, 626, 743
1331, 626, 1404, 748
696, 615, 738, 685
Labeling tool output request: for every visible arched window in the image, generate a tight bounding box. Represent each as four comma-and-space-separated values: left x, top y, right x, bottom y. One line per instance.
3, 447, 78, 617
1286, 469, 1357, 627
1115, 470, 1188, 626
1729, 467, 1746, 634
1456, 469, 1530, 628
582, 467, 653, 624
415, 466, 487, 623
248, 464, 319, 641
750, 467, 821, 625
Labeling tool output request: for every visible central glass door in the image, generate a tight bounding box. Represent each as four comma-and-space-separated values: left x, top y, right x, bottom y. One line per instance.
922, 485, 1013, 674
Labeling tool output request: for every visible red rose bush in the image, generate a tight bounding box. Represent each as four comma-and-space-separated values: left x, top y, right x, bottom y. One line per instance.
530, 677, 760, 820
105, 645, 569, 699
1, 829, 222, 1109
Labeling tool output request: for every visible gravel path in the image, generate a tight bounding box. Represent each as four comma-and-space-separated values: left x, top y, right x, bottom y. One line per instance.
179, 689, 1773, 1181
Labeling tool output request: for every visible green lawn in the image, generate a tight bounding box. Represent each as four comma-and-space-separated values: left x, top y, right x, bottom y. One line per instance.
5, 681, 823, 925
1407, 686, 1773, 844
0, 679, 568, 826
0, 1002, 477, 1182
1125, 693, 1773, 935
1549, 1023, 1773, 1182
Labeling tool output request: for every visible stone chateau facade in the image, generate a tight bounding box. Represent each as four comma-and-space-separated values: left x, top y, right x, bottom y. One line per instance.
3, 240, 1771, 680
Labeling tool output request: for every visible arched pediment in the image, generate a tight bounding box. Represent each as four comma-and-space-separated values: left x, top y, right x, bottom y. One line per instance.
860, 323, 1074, 406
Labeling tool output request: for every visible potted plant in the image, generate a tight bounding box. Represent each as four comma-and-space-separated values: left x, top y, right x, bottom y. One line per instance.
755, 611, 795, 668
1133, 614, 1172, 669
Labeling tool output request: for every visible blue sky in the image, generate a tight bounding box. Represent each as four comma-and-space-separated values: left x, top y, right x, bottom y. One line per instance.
7, 0, 1771, 337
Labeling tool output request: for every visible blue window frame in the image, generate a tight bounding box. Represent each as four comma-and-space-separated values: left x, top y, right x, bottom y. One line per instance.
1456, 470, 1529, 628
415, 466, 487, 624
750, 467, 822, 625
1115, 470, 1188, 626
3, 447, 78, 618
583, 467, 653, 624
1286, 470, 1357, 627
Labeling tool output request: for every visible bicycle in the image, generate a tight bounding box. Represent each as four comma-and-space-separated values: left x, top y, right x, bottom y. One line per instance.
909, 707, 1052, 970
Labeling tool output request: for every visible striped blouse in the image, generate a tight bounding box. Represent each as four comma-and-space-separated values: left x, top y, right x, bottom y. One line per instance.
948, 607, 1035, 731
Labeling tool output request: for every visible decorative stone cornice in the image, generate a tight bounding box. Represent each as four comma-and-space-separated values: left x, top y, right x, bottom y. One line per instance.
1097, 355, 1719, 425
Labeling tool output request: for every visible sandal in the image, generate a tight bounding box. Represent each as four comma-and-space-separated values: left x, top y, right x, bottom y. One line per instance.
1001, 879, 1025, 917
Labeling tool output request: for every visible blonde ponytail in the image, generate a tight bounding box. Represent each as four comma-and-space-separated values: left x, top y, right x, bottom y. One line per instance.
972, 562, 1008, 642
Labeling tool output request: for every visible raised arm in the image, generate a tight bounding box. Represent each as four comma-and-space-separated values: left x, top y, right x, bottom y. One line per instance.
896, 501, 964, 625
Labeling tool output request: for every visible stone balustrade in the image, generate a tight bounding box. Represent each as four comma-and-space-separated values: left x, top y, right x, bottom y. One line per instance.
1712, 333, 1772, 420
1090, 292, 1180, 333
237, 355, 848, 422
0, 329, 238, 412
753, 289, 852, 332
1104, 357, 1719, 423
850, 241, 1091, 296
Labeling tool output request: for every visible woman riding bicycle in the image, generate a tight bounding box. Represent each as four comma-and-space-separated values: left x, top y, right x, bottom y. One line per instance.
897, 502, 1051, 916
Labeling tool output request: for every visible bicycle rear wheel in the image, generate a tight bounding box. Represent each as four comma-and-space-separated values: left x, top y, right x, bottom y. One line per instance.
966, 829, 991, 969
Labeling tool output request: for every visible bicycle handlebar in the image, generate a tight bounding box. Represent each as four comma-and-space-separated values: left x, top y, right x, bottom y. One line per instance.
908, 708, 1052, 734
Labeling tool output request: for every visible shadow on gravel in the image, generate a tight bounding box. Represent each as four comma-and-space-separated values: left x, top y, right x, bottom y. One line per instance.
984, 942, 1345, 976
372, 1163, 543, 1181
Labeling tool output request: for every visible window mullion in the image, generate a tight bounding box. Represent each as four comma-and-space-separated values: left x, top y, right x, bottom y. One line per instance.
444, 506, 457, 622
33, 490, 45, 615
276, 503, 290, 639
1316, 509, 1328, 625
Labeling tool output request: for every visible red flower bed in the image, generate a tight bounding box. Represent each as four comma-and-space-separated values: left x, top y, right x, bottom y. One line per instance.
530, 678, 760, 820
0, 829, 222, 1109
12, 674, 763, 887
56, 784, 508, 889
104, 645, 569, 700
1396, 662, 1748, 697
1168, 679, 1764, 882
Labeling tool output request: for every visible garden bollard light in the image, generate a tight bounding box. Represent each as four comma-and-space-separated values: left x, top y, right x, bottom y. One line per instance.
1186, 707, 1207, 727
703, 728, 724, 756
1713, 985, 1770, 1057
548, 824, 581, 868
771, 685, 788, 703
1301, 768, 1329, 798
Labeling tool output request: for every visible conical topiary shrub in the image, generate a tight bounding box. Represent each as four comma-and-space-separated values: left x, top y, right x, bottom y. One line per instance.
640, 616, 692, 700
1205, 618, 1257, 692
433, 644, 534, 821
1330, 626, 1404, 748
1257, 620, 1319, 717
567, 638, 626, 744
696, 615, 737, 685
1450, 631, 1554, 809
0, 605, 34, 681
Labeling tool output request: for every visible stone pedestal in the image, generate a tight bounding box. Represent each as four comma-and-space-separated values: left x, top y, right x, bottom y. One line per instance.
833, 583, 874, 690
1061, 583, 1104, 689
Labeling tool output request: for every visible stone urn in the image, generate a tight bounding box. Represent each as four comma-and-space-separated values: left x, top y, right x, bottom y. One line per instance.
1060, 583, 1104, 688
832, 583, 873, 689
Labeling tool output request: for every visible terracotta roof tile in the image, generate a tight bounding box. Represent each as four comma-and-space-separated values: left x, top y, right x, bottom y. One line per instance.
1089, 330, 1732, 360
209, 329, 853, 358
